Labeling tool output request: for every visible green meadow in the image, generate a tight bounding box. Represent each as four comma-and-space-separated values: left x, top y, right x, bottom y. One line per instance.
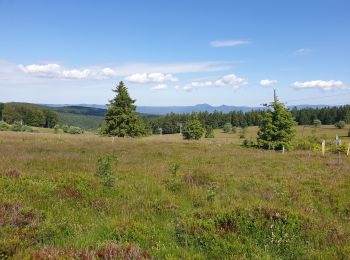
0, 126, 349, 259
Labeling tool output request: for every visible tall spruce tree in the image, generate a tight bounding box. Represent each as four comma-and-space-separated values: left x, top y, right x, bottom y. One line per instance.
257, 91, 296, 150
104, 81, 145, 137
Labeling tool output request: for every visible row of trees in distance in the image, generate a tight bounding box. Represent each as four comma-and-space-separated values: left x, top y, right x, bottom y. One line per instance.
0, 103, 58, 128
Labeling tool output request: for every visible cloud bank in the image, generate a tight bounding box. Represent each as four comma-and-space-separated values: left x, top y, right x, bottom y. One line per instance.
125, 73, 178, 83
291, 80, 348, 91
183, 74, 248, 91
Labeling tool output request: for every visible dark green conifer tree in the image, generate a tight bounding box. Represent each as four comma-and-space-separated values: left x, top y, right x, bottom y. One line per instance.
104, 81, 145, 137
257, 91, 296, 150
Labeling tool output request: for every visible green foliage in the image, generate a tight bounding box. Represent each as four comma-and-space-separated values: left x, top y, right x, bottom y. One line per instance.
257, 96, 296, 150
313, 119, 322, 127
0, 121, 10, 131
182, 119, 205, 140
2, 103, 58, 128
242, 139, 254, 147
10, 122, 34, 132
293, 137, 321, 152
67, 126, 84, 134
204, 126, 214, 138
57, 112, 104, 130
104, 82, 146, 137
239, 128, 246, 139
53, 124, 60, 134
62, 125, 69, 133
176, 208, 309, 259
146, 105, 350, 134
96, 155, 115, 187
223, 122, 233, 133
335, 120, 346, 129
0, 121, 34, 132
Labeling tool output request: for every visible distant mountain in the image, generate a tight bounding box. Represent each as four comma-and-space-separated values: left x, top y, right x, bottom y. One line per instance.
43, 103, 330, 115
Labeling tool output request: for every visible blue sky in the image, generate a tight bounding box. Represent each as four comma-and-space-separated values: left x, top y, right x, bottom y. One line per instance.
0, 0, 350, 106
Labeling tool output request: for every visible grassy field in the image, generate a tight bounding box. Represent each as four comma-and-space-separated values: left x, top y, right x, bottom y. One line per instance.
0, 126, 349, 258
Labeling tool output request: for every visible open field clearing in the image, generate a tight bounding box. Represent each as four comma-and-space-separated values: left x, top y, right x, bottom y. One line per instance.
0, 127, 350, 258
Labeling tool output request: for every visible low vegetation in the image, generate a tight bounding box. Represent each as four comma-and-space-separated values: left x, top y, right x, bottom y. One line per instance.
0, 124, 349, 258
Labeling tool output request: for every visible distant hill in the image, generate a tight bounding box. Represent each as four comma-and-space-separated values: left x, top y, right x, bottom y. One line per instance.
44, 103, 329, 115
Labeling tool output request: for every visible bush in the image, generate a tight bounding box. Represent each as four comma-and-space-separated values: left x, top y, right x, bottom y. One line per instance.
62, 125, 69, 133
96, 155, 115, 187
223, 123, 233, 133
68, 126, 84, 134
239, 128, 246, 139
204, 126, 214, 138
335, 121, 346, 129
0, 121, 10, 131
53, 124, 60, 134
242, 139, 254, 147
182, 120, 205, 140
21, 125, 34, 132
313, 119, 322, 127
11, 122, 24, 132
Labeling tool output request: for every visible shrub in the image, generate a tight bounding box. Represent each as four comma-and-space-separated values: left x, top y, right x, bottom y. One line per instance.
223, 123, 233, 133
0, 121, 10, 131
313, 119, 322, 127
68, 126, 84, 134
22, 125, 34, 132
62, 125, 69, 133
239, 128, 246, 139
11, 122, 23, 132
182, 120, 205, 140
53, 124, 60, 134
204, 126, 214, 138
96, 155, 115, 187
335, 121, 346, 129
242, 139, 254, 147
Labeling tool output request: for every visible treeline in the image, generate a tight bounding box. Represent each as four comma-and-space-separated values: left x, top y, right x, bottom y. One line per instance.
146, 105, 350, 134
146, 111, 263, 134
290, 105, 350, 125
0, 103, 58, 128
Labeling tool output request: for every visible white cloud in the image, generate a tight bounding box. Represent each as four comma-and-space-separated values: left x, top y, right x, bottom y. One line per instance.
4, 60, 232, 84
260, 79, 277, 87
214, 74, 248, 88
101, 67, 117, 77
19, 63, 61, 73
60, 69, 91, 79
125, 73, 178, 83
291, 80, 348, 91
183, 74, 248, 91
151, 84, 167, 90
210, 40, 251, 48
293, 48, 311, 55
